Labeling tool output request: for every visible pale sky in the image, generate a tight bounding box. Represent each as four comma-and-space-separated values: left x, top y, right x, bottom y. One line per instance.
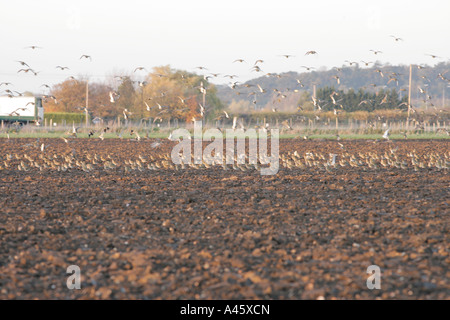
1, 0, 449, 94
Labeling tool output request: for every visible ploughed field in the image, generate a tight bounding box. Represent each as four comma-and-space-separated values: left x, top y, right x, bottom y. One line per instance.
0, 138, 448, 299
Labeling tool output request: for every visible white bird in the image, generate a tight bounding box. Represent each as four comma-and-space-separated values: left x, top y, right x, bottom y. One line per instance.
109, 91, 117, 103
329, 154, 337, 166
232, 116, 238, 130
383, 129, 390, 140
199, 103, 205, 116
151, 140, 161, 148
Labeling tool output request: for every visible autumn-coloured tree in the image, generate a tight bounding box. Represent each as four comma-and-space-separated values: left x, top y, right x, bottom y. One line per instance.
115, 77, 136, 119
88, 82, 116, 118
44, 78, 116, 119
44, 79, 87, 113
142, 65, 223, 122
43, 66, 224, 122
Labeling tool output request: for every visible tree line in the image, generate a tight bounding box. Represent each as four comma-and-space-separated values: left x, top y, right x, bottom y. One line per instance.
43, 65, 224, 122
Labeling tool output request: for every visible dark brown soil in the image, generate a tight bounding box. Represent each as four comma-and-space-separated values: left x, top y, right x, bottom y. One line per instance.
0, 138, 448, 299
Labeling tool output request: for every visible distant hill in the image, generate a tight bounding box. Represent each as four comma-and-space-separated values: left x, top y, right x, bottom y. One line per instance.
216, 62, 450, 112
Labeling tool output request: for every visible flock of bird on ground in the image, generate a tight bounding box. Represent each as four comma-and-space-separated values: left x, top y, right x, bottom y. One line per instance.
1, 136, 448, 174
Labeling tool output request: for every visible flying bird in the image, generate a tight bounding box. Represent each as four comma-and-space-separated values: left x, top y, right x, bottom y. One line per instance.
256, 84, 266, 93
390, 35, 403, 41
16, 61, 30, 67
375, 69, 384, 77
134, 67, 147, 72
345, 60, 358, 66
305, 51, 318, 55
25, 46, 42, 50
17, 68, 39, 76
80, 55, 92, 61
332, 75, 340, 84
109, 91, 119, 103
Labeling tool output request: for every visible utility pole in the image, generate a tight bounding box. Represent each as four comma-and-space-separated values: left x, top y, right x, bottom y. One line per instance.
85, 80, 89, 127
313, 84, 317, 111
443, 84, 449, 109
142, 88, 144, 120
200, 81, 206, 126
407, 64, 412, 128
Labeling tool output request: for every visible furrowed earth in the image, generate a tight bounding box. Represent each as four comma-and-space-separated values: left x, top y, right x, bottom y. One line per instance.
0, 138, 448, 299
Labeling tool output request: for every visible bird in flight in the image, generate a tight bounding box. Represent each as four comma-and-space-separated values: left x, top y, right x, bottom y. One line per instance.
305, 51, 318, 55
279, 54, 295, 58
254, 59, 264, 65
109, 91, 119, 103
16, 61, 30, 67
375, 69, 384, 77
332, 75, 340, 84
344, 60, 358, 66
233, 59, 246, 63
426, 54, 441, 59
17, 68, 39, 76
25, 45, 42, 50
301, 66, 315, 71
134, 67, 147, 72
370, 50, 382, 55
390, 35, 403, 41
80, 55, 92, 61
56, 66, 70, 70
